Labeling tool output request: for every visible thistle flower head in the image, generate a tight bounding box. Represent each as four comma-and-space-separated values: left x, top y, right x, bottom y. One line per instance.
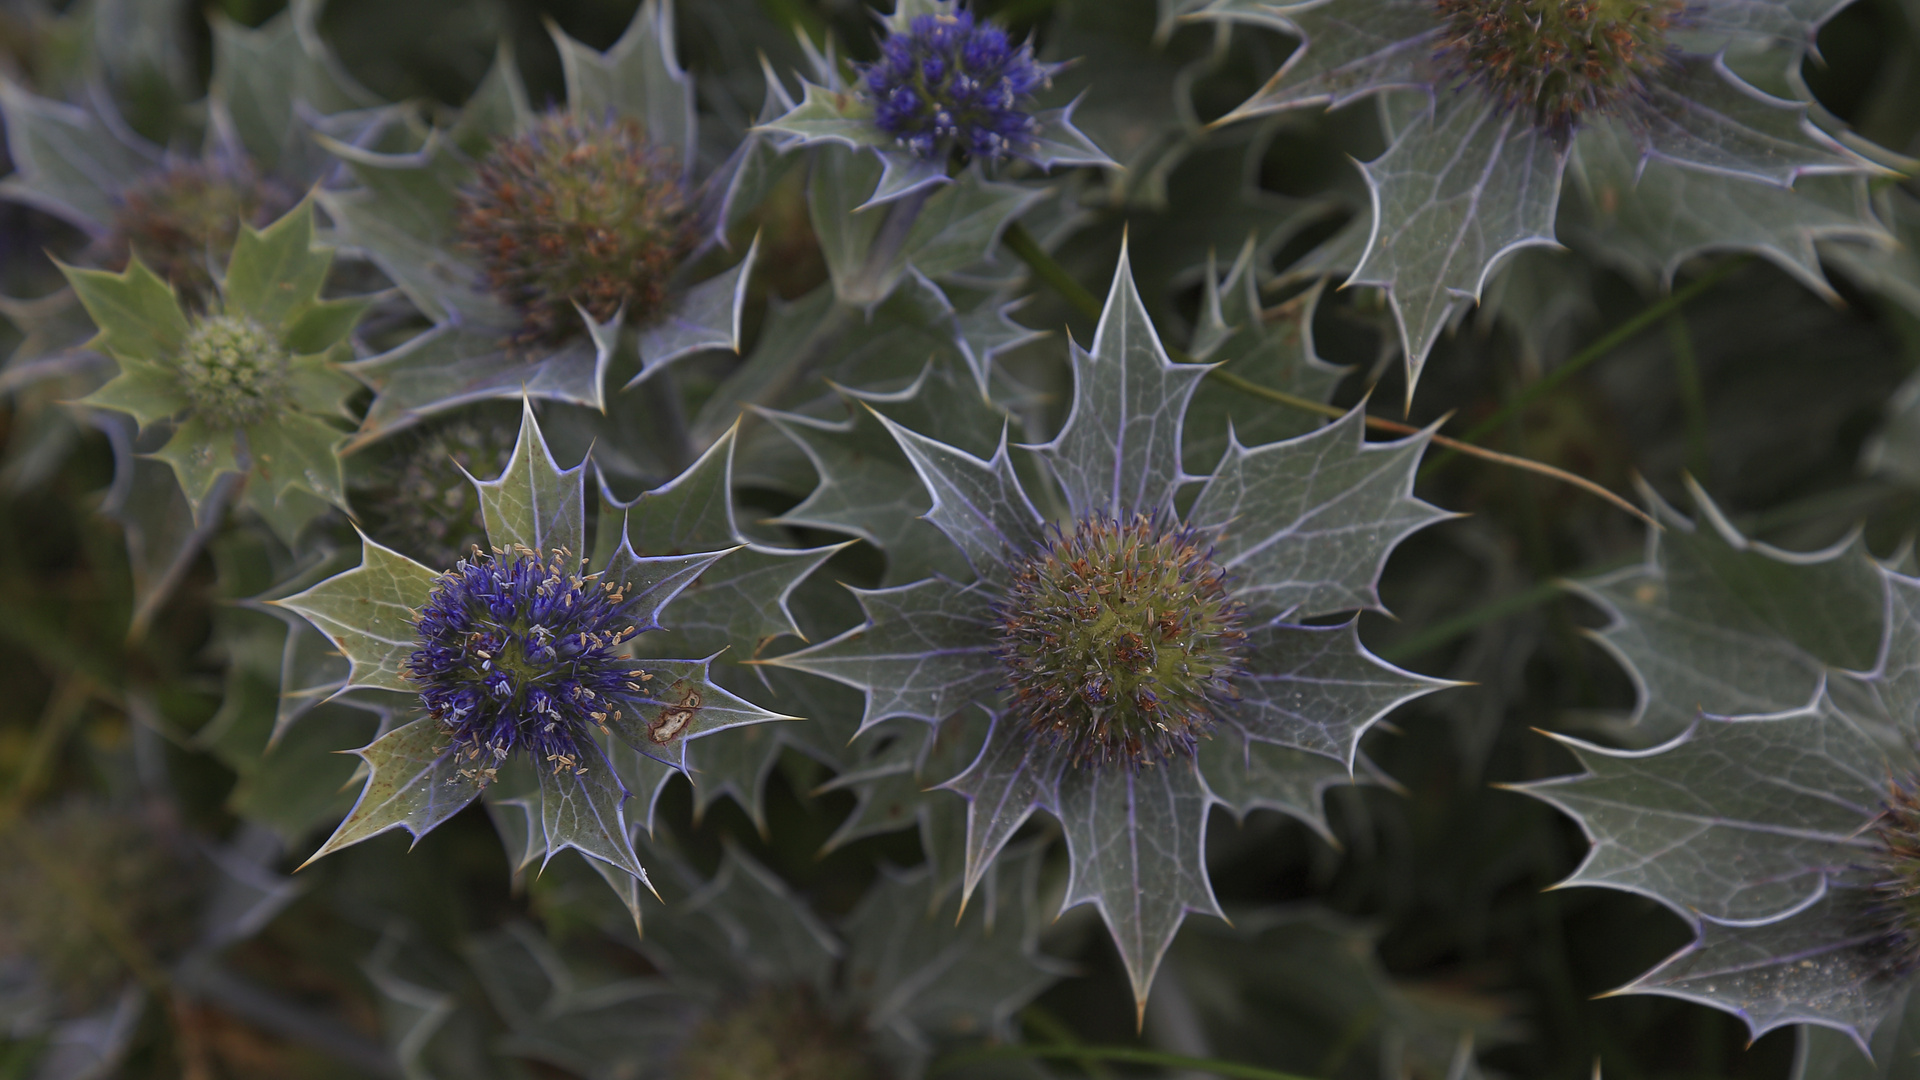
408, 546, 654, 788
352, 418, 518, 570
996, 513, 1248, 768
1867, 776, 1920, 972
1434, 0, 1684, 138
107, 161, 293, 305
861, 1, 1050, 162
456, 112, 698, 345
175, 314, 293, 427
669, 984, 888, 1080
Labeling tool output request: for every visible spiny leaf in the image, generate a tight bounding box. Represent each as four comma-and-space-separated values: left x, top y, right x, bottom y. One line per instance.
63, 258, 191, 365
1632, 57, 1862, 184
475, 400, 585, 559
345, 323, 604, 446
941, 712, 1067, 902
0, 77, 155, 229
304, 717, 483, 866
272, 536, 439, 694
762, 578, 1002, 733
1197, 726, 1356, 844
1189, 408, 1449, 619
1035, 241, 1211, 519
151, 416, 243, 510
245, 411, 349, 511
1518, 696, 1893, 924
1058, 758, 1223, 1017
1352, 93, 1564, 395
1227, 620, 1455, 764
603, 655, 799, 772
756, 79, 890, 150
537, 744, 647, 883
1204, 0, 1434, 120
549, 0, 695, 172
77, 356, 189, 428
1569, 486, 1885, 741
1620, 887, 1898, 1049
630, 235, 758, 384
1794, 983, 1920, 1079
875, 412, 1046, 590
209, 0, 375, 178
223, 200, 333, 329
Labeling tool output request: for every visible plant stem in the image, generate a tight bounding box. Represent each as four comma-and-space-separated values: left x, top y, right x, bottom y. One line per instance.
1667, 312, 1710, 484
1000, 224, 1657, 527
1378, 579, 1564, 661
1419, 257, 1745, 479
929, 1044, 1320, 1080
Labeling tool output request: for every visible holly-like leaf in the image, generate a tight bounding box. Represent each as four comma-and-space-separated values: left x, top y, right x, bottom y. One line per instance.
1517, 696, 1892, 925
1352, 94, 1565, 396
345, 323, 603, 447
537, 744, 647, 883
604, 655, 800, 772
1620, 887, 1898, 1049
272, 536, 439, 694
1568, 484, 1886, 741
1203, 0, 1435, 119
1197, 725, 1356, 843
549, 0, 695, 173
314, 135, 489, 327
756, 79, 891, 151
629, 235, 758, 385
876, 413, 1046, 589
1566, 121, 1888, 298
762, 578, 1002, 733
77, 355, 189, 428
1795, 984, 1920, 1079
474, 399, 585, 559
1228, 620, 1456, 764
1189, 408, 1449, 619
63, 259, 191, 366
941, 712, 1067, 901
244, 410, 348, 511
1035, 241, 1212, 519
0, 76, 155, 230
1058, 758, 1224, 1017
223, 199, 334, 328
209, 0, 376, 180
302, 717, 483, 866
151, 415, 244, 509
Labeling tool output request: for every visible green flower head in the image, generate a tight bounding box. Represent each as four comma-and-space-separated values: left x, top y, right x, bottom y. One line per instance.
65, 200, 367, 533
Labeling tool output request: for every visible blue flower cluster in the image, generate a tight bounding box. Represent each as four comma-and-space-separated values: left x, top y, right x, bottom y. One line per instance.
863, 2, 1050, 161
408, 547, 650, 787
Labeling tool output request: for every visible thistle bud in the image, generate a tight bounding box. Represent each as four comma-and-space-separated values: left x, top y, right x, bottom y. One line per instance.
175, 314, 292, 427
106, 161, 293, 306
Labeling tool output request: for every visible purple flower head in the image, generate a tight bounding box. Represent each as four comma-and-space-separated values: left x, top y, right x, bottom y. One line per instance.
407, 546, 652, 787
860, 1, 1051, 162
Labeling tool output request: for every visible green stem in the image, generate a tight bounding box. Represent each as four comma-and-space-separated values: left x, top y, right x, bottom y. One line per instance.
1019, 1006, 1116, 1079
1004, 221, 1102, 321
929, 1044, 1319, 1080
1666, 311, 1710, 484
1377, 579, 1564, 662
1420, 257, 1745, 479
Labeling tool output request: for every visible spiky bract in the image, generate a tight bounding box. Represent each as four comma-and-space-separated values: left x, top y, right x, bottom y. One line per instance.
998, 513, 1247, 767
408, 547, 650, 788
670, 985, 888, 1080
456, 112, 696, 345
861, 2, 1050, 162
1435, 0, 1683, 138
107, 161, 293, 304
175, 314, 292, 426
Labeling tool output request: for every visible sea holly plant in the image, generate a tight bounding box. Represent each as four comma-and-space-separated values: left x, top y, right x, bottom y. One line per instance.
758, 0, 1114, 307
1194, 0, 1883, 396
319, 1, 760, 444
1516, 486, 1920, 1063
273, 401, 794, 892
62, 199, 365, 543
766, 245, 1455, 1010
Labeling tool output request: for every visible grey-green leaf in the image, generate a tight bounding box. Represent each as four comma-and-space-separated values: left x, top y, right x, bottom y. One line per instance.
273, 537, 440, 693
303, 717, 482, 866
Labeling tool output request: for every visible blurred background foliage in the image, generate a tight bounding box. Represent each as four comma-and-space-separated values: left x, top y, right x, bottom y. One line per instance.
1, 0, 1918, 1077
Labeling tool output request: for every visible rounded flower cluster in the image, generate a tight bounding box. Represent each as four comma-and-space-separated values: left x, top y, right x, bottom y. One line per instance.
108, 161, 293, 305
996, 513, 1248, 767
456, 112, 697, 345
1868, 777, 1920, 972
352, 419, 517, 570
1433, 0, 1683, 138
408, 547, 651, 787
670, 985, 887, 1080
861, 3, 1050, 162
175, 314, 292, 426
